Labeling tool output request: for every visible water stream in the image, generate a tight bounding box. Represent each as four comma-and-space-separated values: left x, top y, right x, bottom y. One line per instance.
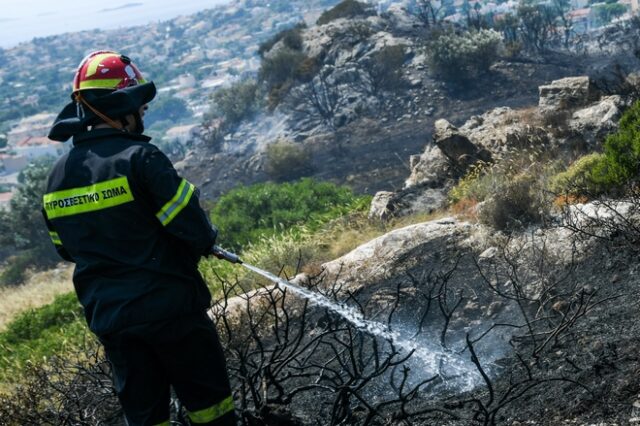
242, 263, 480, 391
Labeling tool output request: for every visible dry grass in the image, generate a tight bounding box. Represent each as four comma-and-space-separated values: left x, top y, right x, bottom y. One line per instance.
450, 198, 480, 222
507, 106, 543, 127
0, 264, 73, 332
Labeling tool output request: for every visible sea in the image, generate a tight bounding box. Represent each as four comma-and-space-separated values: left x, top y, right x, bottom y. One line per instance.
0, 0, 231, 48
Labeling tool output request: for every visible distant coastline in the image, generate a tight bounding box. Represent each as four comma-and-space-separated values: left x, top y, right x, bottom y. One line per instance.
0, 0, 229, 48
100, 3, 144, 13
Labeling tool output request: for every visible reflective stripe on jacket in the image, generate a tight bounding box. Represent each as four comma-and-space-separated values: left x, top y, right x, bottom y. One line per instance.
42, 128, 217, 336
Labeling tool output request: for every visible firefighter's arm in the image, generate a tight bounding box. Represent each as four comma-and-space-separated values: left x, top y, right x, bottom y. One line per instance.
139, 146, 217, 256
41, 209, 74, 263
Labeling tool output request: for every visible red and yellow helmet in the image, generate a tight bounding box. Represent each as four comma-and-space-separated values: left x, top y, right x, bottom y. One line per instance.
73, 50, 146, 93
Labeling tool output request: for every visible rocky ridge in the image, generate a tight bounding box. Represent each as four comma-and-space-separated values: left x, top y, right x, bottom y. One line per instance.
175, 6, 638, 200
369, 73, 637, 221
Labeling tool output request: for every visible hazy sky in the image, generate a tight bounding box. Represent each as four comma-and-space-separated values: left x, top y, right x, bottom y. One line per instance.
0, 0, 230, 48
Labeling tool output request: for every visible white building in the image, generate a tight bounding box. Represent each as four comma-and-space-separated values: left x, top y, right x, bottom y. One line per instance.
0, 154, 29, 174
14, 137, 63, 160
7, 113, 56, 146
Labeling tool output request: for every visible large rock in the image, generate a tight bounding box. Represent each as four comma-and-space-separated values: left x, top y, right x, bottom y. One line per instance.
568, 95, 627, 147
321, 218, 474, 292
384, 4, 422, 33
369, 191, 395, 221
404, 144, 451, 189
538, 76, 599, 116
459, 107, 551, 154
434, 119, 492, 170
368, 185, 448, 221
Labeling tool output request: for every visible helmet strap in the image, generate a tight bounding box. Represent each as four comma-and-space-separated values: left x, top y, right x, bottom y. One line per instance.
132, 111, 145, 134
74, 92, 124, 131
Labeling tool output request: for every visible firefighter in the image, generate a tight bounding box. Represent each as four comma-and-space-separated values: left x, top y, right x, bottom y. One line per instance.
42, 51, 236, 426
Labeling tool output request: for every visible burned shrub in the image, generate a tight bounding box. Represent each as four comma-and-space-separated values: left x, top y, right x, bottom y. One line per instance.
478, 174, 549, 230
0, 345, 122, 425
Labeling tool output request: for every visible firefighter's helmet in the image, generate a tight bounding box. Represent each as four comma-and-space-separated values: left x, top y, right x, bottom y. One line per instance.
48, 50, 156, 142
73, 51, 146, 93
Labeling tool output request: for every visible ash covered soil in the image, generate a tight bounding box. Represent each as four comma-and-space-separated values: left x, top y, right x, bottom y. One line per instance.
222, 224, 640, 425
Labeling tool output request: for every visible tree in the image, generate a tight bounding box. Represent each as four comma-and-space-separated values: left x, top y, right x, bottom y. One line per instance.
593, 3, 627, 25
316, 0, 375, 26
209, 80, 261, 127
552, 0, 573, 49
0, 156, 59, 284
517, 0, 559, 53
415, 0, 445, 29
144, 95, 189, 127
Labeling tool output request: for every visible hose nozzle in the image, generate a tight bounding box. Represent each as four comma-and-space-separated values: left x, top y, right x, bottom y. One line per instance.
211, 245, 242, 264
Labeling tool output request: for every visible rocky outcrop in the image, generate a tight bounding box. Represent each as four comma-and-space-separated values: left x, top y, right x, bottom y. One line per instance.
404, 145, 451, 189
370, 140, 453, 221
459, 107, 551, 153
368, 184, 448, 220
538, 76, 599, 116
321, 218, 474, 292
568, 95, 627, 147
366, 71, 637, 222
433, 119, 493, 170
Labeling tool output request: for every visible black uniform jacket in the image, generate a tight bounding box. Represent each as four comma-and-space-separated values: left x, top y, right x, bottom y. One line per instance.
42, 128, 217, 337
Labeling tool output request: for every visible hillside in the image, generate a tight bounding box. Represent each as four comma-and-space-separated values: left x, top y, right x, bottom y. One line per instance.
177, 5, 640, 200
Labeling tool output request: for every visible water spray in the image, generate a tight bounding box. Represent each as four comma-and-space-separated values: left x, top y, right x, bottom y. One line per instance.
211, 245, 480, 390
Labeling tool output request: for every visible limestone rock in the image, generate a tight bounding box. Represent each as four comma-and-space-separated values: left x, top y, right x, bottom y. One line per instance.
568, 95, 626, 147
538, 76, 599, 116
369, 191, 395, 221
384, 4, 422, 33
404, 145, 451, 189
321, 219, 472, 292
459, 107, 550, 154
369, 185, 447, 221
434, 119, 492, 170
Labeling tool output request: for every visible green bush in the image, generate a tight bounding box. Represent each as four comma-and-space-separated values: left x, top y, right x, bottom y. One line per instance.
210, 179, 364, 252
1, 252, 37, 286
0, 156, 58, 284
317, 0, 375, 25
1, 293, 82, 344
542, 101, 640, 197
591, 101, 640, 189
0, 292, 89, 383
426, 29, 502, 82
210, 80, 261, 127
258, 23, 306, 57
549, 153, 605, 196
265, 139, 313, 182
259, 48, 308, 88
